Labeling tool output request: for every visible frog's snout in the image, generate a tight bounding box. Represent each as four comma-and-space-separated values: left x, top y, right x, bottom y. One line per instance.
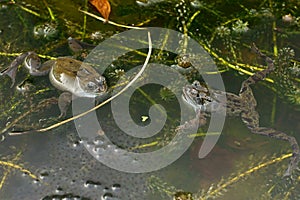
98, 82, 107, 93
96, 76, 107, 92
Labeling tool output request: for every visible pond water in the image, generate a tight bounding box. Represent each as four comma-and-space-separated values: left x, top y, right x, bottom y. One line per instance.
0, 0, 299, 199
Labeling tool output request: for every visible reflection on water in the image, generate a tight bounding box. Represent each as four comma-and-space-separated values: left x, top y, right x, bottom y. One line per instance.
0, 0, 300, 199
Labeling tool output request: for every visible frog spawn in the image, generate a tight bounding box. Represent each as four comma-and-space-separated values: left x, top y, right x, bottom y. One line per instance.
0, 126, 116, 199
0, 130, 150, 200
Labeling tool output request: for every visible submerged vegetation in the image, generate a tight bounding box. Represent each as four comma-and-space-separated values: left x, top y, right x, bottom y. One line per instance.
0, 0, 299, 199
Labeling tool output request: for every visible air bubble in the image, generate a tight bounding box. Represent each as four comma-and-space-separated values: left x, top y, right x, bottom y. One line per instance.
102, 193, 113, 200
93, 146, 106, 154
84, 180, 102, 188
85, 141, 94, 148
39, 171, 49, 180
79, 137, 87, 144
22, 172, 29, 176
72, 141, 80, 148
93, 136, 104, 145
111, 183, 121, 191
33, 179, 40, 184
55, 186, 63, 193
113, 147, 122, 153
106, 144, 114, 149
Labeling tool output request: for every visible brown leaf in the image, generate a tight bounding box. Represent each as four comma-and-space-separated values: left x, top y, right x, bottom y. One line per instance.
89, 0, 111, 22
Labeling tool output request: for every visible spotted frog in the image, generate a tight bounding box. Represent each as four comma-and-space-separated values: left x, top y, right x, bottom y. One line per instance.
1, 51, 107, 117
180, 45, 300, 176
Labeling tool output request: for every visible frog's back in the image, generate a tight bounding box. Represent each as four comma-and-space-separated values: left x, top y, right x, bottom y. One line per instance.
49, 57, 106, 97
205, 90, 243, 116
49, 57, 82, 92
225, 92, 243, 115
51, 57, 82, 80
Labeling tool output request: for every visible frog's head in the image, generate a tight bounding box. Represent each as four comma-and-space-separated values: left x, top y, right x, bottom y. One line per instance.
182, 80, 212, 110
79, 75, 107, 96
75, 65, 107, 97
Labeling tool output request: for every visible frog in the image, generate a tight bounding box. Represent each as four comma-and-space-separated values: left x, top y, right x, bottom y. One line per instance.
179, 44, 300, 177
0, 50, 107, 118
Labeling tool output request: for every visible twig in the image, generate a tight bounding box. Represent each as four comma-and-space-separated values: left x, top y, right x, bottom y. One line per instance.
17, 5, 41, 18
0, 151, 22, 190
268, 0, 278, 56
198, 40, 274, 83
79, 9, 146, 30
0, 52, 56, 60
42, 0, 55, 21
0, 159, 39, 180
82, 0, 88, 39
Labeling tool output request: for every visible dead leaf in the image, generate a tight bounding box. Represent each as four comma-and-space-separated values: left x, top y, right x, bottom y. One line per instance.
89, 0, 111, 22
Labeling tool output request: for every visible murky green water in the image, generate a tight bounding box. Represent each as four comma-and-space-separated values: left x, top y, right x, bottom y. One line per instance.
0, 0, 299, 199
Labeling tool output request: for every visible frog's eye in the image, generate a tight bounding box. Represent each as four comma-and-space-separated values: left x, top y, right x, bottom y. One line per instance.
194, 82, 209, 94
87, 81, 96, 89
193, 81, 204, 89
96, 76, 105, 84
193, 81, 200, 87
190, 88, 199, 97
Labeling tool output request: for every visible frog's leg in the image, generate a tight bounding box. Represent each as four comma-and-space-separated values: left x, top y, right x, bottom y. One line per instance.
0, 52, 32, 87
241, 110, 300, 176
68, 37, 96, 59
68, 37, 96, 53
176, 109, 207, 132
239, 44, 275, 96
58, 92, 72, 118
239, 45, 300, 176
28, 55, 52, 76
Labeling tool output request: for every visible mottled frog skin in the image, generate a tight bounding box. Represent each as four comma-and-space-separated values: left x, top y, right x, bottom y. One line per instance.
180, 45, 300, 176
1, 51, 107, 117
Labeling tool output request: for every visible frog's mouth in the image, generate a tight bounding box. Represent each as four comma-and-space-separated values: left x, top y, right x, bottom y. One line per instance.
182, 86, 196, 107
97, 83, 107, 93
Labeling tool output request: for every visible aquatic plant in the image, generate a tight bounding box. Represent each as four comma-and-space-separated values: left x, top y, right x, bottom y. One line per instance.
0, 0, 299, 199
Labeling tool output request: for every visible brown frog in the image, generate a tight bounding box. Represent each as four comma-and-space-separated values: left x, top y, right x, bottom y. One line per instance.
1, 49, 107, 118
179, 45, 300, 176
